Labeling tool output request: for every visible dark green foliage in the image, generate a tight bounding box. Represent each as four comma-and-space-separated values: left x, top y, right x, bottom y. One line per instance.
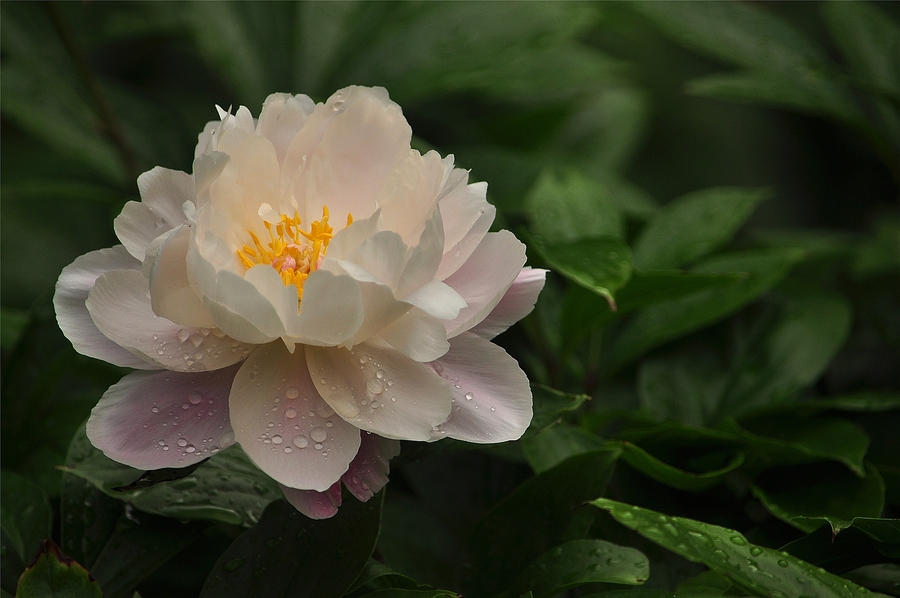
2, 2, 898, 597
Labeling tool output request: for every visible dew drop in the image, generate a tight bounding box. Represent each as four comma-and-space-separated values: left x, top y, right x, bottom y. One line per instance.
285, 386, 299, 399
464, 392, 474, 401
285, 407, 298, 419
310, 427, 327, 442
730, 536, 747, 546
190, 332, 204, 347
272, 434, 283, 444
177, 329, 190, 342
177, 438, 188, 447
293, 435, 308, 449
750, 547, 763, 557
366, 378, 384, 395
181, 403, 190, 410
325, 420, 333, 428
185, 444, 196, 453
189, 391, 202, 405
314, 443, 323, 450
375, 369, 385, 379
151, 406, 159, 414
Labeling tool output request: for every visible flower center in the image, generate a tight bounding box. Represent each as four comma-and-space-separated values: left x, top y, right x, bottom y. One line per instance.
237, 206, 351, 300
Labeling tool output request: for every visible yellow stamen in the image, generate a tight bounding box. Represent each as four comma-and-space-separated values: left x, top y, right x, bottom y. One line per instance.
237, 206, 347, 301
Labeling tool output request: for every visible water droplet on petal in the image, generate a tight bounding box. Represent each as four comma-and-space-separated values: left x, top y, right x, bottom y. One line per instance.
189, 391, 202, 405
366, 378, 384, 395
177, 329, 190, 342
285, 407, 297, 419
465, 392, 474, 401
310, 427, 327, 442
151, 406, 159, 414
293, 435, 308, 449
185, 444, 196, 453
272, 435, 283, 444
285, 386, 299, 399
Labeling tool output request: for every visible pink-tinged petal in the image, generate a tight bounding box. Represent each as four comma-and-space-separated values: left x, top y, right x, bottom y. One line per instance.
86, 365, 239, 470
54, 246, 156, 370
442, 231, 526, 337
147, 225, 216, 329
115, 167, 193, 261
402, 279, 467, 321
86, 269, 254, 371
342, 432, 400, 502
213, 129, 281, 224
430, 332, 532, 443
306, 341, 452, 441
435, 167, 495, 279
230, 343, 361, 492
295, 87, 411, 226
396, 209, 445, 299
377, 150, 444, 246
280, 482, 341, 520
256, 93, 316, 166
378, 308, 450, 362
290, 269, 364, 347
470, 267, 547, 340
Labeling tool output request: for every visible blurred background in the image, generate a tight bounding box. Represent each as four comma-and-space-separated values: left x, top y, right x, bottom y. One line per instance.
2, 2, 898, 596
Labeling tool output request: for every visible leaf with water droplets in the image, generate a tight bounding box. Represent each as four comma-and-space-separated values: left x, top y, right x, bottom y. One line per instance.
512, 539, 649, 597
15, 540, 102, 598
592, 498, 883, 598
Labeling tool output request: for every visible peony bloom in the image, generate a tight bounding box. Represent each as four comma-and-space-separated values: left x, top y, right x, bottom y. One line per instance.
54, 86, 546, 519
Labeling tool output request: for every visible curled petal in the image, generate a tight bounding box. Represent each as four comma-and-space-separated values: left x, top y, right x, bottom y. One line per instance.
86, 365, 239, 470
470, 267, 547, 340
54, 246, 155, 370
306, 340, 452, 441
230, 343, 361, 492
257, 93, 316, 165
115, 167, 193, 261
86, 269, 254, 371
431, 332, 532, 443
342, 432, 400, 502
443, 231, 526, 337
280, 482, 342, 520
147, 225, 216, 329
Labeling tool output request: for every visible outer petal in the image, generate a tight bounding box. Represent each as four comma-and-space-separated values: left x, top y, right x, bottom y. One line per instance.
306, 340, 453, 441
280, 482, 342, 520
442, 231, 526, 337
115, 167, 193, 261
342, 432, 400, 502
430, 332, 532, 443
86, 269, 254, 371
86, 366, 239, 470
435, 168, 495, 279
378, 308, 450, 362
470, 267, 547, 340
147, 225, 216, 328
256, 93, 316, 165
54, 246, 155, 370
229, 343, 362, 492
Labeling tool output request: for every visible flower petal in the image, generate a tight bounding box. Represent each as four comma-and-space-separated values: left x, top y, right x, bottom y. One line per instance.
290, 269, 365, 347
306, 340, 453, 441
435, 168, 495, 279
115, 167, 193, 261
430, 332, 532, 443
54, 246, 156, 370
342, 432, 400, 502
378, 308, 450, 362
229, 343, 362, 492
257, 93, 316, 166
470, 267, 547, 340
280, 482, 342, 520
147, 225, 216, 328
86, 366, 238, 470
442, 231, 526, 337
377, 150, 444, 246
86, 269, 254, 371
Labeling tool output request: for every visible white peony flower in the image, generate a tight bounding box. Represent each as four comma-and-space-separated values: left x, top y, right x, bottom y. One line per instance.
54, 86, 546, 518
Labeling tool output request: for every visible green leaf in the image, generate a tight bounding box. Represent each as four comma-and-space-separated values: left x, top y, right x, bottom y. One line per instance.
63, 424, 281, 527
0, 470, 52, 564
618, 441, 745, 492
355, 591, 459, 598
529, 385, 590, 431
732, 416, 870, 476
345, 559, 421, 594
525, 168, 623, 243
0, 307, 29, 351
592, 498, 878, 598
521, 425, 605, 473
513, 539, 649, 598
537, 236, 632, 307
16, 540, 102, 598
200, 495, 382, 598
632, 187, 769, 270
752, 462, 886, 535
676, 570, 734, 596
468, 447, 621, 596
638, 350, 727, 427
59, 473, 121, 570
783, 520, 897, 575
822, 1, 900, 101
606, 248, 804, 372
843, 564, 900, 597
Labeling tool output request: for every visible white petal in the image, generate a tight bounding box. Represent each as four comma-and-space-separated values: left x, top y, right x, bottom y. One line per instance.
229, 343, 362, 492
305, 341, 452, 441
470, 267, 547, 340
403, 279, 467, 321
377, 150, 444, 246
436, 199, 495, 281
147, 225, 216, 328
342, 432, 400, 502
442, 231, 526, 337
256, 93, 316, 166
290, 269, 364, 346
378, 308, 450, 362
86, 366, 238, 470
430, 332, 532, 443
435, 171, 495, 279
326, 210, 383, 262
396, 208, 445, 299
115, 167, 194, 261
86, 269, 254, 371
347, 230, 409, 290
280, 482, 341, 520
54, 246, 156, 370
294, 86, 411, 226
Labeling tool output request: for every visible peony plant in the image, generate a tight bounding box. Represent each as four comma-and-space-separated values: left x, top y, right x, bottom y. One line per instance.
54, 86, 545, 519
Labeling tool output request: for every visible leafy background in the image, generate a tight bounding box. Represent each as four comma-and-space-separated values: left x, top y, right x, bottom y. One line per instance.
2, 2, 898, 597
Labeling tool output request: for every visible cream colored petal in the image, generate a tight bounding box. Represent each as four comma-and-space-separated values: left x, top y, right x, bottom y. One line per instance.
230, 343, 361, 492
147, 225, 216, 328
115, 167, 194, 261
256, 93, 316, 165
470, 267, 547, 340
378, 308, 450, 362
306, 341, 452, 441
